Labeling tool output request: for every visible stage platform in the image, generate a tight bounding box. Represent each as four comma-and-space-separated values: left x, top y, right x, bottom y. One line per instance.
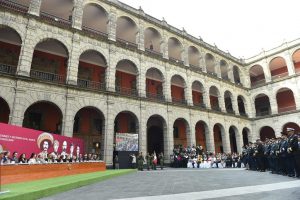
1, 161, 106, 184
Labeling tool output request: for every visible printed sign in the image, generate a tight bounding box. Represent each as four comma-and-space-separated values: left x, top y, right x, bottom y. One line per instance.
115, 133, 138, 151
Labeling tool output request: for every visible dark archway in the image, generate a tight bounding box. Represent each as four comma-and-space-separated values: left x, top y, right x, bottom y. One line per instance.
229, 126, 238, 153
213, 124, 224, 153
147, 115, 166, 154
173, 118, 189, 148
242, 128, 250, 146
73, 107, 104, 154
0, 97, 10, 123
23, 101, 63, 134
260, 126, 275, 141
195, 121, 208, 150
282, 122, 300, 134
255, 94, 271, 116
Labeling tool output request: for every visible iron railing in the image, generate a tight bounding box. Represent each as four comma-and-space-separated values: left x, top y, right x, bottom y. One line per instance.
240, 112, 248, 117
211, 105, 221, 112
278, 106, 296, 113
169, 57, 184, 65
30, 70, 65, 84
82, 26, 108, 37
256, 111, 271, 117
193, 102, 206, 108
40, 11, 71, 27
146, 92, 165, 102
189, 64, 202, 72
172, 97, 187, 105
145, 48, 163, 57
77, 79, 105, 91
271, 72, 289, 80
0, 63, 16, 75
116, 38, 138, 48
0, 0, 28, 13
115, 86, 138, 97
251, 79, 266, 87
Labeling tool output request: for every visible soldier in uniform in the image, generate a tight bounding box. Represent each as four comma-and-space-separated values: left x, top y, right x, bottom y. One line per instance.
145, 152, 151, 170
287, 128, 298, 177
279, 134, 288, 175
137, 152, 144, 171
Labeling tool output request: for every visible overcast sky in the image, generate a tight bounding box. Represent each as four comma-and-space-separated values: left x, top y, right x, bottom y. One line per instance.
121, 0, 300, 59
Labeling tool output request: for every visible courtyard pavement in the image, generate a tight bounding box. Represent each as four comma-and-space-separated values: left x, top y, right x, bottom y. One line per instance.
41, 168, 300, 200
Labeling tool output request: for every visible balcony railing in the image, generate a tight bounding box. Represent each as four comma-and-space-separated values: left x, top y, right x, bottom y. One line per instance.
211, 105, 221, 112
116, 38, 138, 48
271, 72, 289, 80
145, 48, 163, 57
169, 57, 184, 65
251, 79, 266, 87
189, 64, 202, 72
77, 79, 105, 91
146, 92, 165, 102
0, 0, 28, 13
82, 26, 108, 38
30, 70, 65, 84
0, 64, 16, 75
115, 86, 138, 97
40, 11, 71, 27
240, 112, 248, 117
278, 105, 296, 113
172, 97, 187, 105
208, 72, 218, 77
256, 111, 271, 117
227, 109, 235, 114
193, 102, 206, 108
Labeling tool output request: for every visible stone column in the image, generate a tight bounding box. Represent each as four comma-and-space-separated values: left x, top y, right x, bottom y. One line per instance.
215, 57, 221, 78
205, 81, 211, 109
206, 123, 215, 153
163, 116, 170, 163
28, 0, 42, 16
166, 111, 175, 162
200, 49, 207, 72
294, 85, 300, 110
164, 67, 172, 102
138, 19, 145, 51
17, 20, 37, 77
219, 91, 226, 112
269, 88, 278, 114
103, 97, 115, 165
222, 125, 231, 153
139, 57, 146, 97
263, 59, 272, 82
236, 129, 243, 153
10, 87, 26, 126
228, 63, 235, 83
232, 94, 239, 115
284, 51, 296, 76
71, 0, 84, 30
106, 45, 117, 92
189, 114, 196, 147
185, 72, 193, 106
66, 33, 80, 85
183, 43, 189, 67
139, 105, 147, 154
62, 94, 75, 137
108, 9, 117, 42
162, 36, 168, 59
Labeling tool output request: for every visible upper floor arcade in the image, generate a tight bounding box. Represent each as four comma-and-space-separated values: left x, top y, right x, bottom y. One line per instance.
0, 0, 245, 87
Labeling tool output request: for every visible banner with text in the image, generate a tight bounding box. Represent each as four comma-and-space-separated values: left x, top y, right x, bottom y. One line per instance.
0, 123, 84, 158
115, 133, 138, 151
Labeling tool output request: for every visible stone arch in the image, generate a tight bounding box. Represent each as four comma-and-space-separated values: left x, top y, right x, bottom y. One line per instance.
213, 123, 225, 153
0, 21, 26, 42
195, 120, 209, 150
205, 53, 215, 75
173, 117, 191, 148
168, 37, 183, 61
242, 127, 250, 146
229, 126, 239, 153
254, 93, 271, 116
237, 95, 247, 116
259, 126, 275, 141
171, 74, 187, 104
0, 97, 10, 123
116, 15, 138, 44
144, 27, 162, 53
282, 122, 300, 134
40, 0, 74, 22
147, 114, 167, 154
209, 86, 221, 111
220, 60, 229, 80
276, 87, 296, 113
192, 80, 205, 107
146, 67, 165, 100
188, 46, 200, 67
292, 48, 300, 73
233, 65, 241, 84
23, 100, 63, 134
249, 64, 265, 87
269, 56, 288, 80
224, 90, 234, 113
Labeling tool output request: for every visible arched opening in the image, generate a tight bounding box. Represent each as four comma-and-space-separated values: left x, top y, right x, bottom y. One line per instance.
146, 68, 164, 100
23, 101, 63, 134
192, 81, 205, 108
229, 126, 238, 153
238, 95, 247, 116
233, 65, 241, 85
173, 118, 189, 148
188, 46, 200, 68
40, 0, 73, 26
195, 121, 207, 150
82, 3, 108, 35
0, 97, 10, 123
220, 60, 229, 80
269, 57, 288, 80
1, 0, 30, 13
116, 16, 137, 45
209, 86, 220, 111
205, 53, 216, 76
224, 91, 234, 113
255, 94, 271, 116
168, 37, 183, 62
114, 111, 139, 168
0, 26, 22, 75
78, 50, 107, 90
73, 107, 104, 154
115, 60, 138, 96
213, 124, 224, 153
147, 115, 166, 154
31, 39, 68, 84
242, 128, 250, 146
171, 75, 186, 104
292, 49, 300, 74
282, 122, 300, 134
276, 88, 296, 113
144, 27, 162, 54
260, 126, 275, 141
249, 65, 265, 87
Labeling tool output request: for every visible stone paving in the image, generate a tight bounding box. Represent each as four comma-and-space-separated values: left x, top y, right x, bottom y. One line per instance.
41, 168, 300, 200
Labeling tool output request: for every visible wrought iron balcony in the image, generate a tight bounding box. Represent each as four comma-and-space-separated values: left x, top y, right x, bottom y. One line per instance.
211, 105, 221, 112
30, 70, 65, 84
278, 105, 296, 113
0, 64, 16, 75
193, 102, 206, 108
146, 92, 165, 102
115, 86, 138, 97
256, 111, 271, 117
116, 38, 138, 48
145, 48, 163, 57
189, 64, 202, 72
169, 57, 184, 65
251, 79, 266, 87
271, 72, 289, 80
77, 79, 105, 91
172, 97, 187, 105
82, 26, 108, 37
0, 0, 28, 13
40, 11, 71, 27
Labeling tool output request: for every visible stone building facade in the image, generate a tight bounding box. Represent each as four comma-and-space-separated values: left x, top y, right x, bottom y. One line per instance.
0, 0, 299, 165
